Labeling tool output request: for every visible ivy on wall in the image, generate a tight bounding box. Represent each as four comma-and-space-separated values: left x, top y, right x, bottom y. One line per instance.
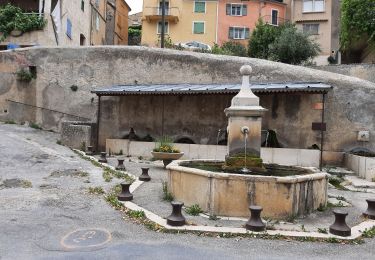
0, 3, 47, 42
340, 0, 375, 50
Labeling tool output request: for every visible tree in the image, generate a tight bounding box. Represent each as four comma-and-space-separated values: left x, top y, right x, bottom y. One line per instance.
340, 0, 375, 50
269, 26, 320, 65
248, 20, 280, 59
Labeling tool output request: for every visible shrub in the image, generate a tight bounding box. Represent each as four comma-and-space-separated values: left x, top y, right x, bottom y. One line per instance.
248, 20, 281, 59
269, 26, 321, 65
0, 4, 46, 42
16, 69, 34, 82
221, 41, 247, 57
185, 204, 203, 216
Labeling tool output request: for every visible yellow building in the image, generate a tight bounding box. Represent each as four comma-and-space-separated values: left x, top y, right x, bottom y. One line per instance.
141, 0, 218, 48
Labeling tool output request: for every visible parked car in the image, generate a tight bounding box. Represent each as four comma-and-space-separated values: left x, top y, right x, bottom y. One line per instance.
175, 41, 212, 51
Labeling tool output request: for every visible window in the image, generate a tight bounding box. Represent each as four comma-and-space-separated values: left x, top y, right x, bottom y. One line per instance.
303, 24, 319, 35
157, 21, 169, 34
193, 22, 205, 34
95, 13, 100, 31
271, 10, 278, 25
228, 27, 250, 40
194, 1, 206, 13
158, 1, 169, 15
66, 18, 72, 39
95, 0, 100, 8
226, 4, 247, 16
81, 0, 84, 12
303, 0, 325, 12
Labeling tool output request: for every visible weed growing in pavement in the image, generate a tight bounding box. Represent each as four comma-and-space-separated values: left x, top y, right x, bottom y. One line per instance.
162, 181, 174, 202
317, 228, 328, 234
103, 171, 113, 182
185, 204, 203, 216
128, 210, 146, 219
88, 186, 105, 195
361, 226, 375, 238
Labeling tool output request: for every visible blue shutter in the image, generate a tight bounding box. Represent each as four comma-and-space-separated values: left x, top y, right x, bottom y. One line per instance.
67, 18, 72, 39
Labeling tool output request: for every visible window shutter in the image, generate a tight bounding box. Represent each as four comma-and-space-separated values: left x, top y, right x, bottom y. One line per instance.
242, 5, 247, 16
245, 28, 250, 39
226, 4, 231, 15
228, 27, 234, 39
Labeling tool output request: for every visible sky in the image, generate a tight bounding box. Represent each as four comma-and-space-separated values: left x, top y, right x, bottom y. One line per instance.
127, 0, 143, 14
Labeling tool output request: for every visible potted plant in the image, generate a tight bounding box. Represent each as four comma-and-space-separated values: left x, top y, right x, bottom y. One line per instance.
152, 136, 184, 167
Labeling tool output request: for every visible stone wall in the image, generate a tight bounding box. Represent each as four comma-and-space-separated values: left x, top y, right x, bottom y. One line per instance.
0, 46, 374, 155
312, 64, 375, 83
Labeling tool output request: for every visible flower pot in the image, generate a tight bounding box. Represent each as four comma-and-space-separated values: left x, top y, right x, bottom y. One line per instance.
10, 30, 23, 37
151, 151, 184, 167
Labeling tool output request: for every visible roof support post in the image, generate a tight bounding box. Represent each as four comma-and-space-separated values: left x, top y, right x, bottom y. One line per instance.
320, 93, 326, 171
96, 95, 101, 152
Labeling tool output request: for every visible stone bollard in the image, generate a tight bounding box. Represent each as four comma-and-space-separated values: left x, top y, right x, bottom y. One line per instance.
116, 159, 126, 171
166, 201, 186, 226
86, 146, 94, 156
245, 205, 266, 232
363, 199, 375, 220
98, 152, 107, 163
329, 210, 351, 237
139, 167, 151, 182
118, 182, 133, 201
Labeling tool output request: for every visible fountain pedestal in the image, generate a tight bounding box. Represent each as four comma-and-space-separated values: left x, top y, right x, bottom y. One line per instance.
224, 65, 267, 170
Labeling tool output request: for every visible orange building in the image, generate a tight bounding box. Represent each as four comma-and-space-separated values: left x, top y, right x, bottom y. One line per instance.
217, 0, 287, 46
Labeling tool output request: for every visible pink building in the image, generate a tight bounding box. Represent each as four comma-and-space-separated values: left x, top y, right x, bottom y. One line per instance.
217, 0, 287, 46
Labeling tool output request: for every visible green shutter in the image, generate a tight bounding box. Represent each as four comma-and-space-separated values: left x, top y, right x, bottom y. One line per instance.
245, 28, 250, 39
228, 27, 234, 39
194, 2, 206, 13
194, 22, 204, 34
242, 5, 247, 16
226, 4, 231, 15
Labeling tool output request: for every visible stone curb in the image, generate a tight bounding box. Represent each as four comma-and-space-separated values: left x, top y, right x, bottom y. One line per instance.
76, 150, 375, 241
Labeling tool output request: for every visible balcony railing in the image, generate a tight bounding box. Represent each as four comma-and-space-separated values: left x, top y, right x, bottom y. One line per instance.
143, 7, 180, 23
260, 15, 289, 26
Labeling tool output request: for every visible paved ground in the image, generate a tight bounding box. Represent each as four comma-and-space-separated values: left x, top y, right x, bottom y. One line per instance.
1, 123, 375, 260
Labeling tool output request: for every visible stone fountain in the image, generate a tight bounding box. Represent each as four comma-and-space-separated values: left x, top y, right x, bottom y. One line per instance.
167, 65, 328, 219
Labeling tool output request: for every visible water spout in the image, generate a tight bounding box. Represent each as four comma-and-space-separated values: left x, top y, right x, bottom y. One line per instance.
241, 126, 251, 174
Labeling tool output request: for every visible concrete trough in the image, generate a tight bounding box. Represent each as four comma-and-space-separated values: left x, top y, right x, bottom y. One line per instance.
167, 160, 328, 219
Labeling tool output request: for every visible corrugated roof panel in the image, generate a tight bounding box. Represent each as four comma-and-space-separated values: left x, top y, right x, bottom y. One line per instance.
92, 82, 332, 96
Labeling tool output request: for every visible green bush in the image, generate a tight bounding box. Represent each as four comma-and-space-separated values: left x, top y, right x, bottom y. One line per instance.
221, 41, 247, 57
269, 26, 320, 65
340, 0, 375, 50
16, 69, 34, 82
0, 3, 46, 42
248, 20, 281, 59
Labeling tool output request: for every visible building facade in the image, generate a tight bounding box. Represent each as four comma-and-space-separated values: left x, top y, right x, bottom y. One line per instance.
141, 0, 218, 47
106, 0, 131, 45
0, 0, 92, 47
0, 0, 130, 47
285, 0, 340, 65
217, 0, 287, 46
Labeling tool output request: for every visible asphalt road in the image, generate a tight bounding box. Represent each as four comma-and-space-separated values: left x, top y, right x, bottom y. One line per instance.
0, 123, 374, 260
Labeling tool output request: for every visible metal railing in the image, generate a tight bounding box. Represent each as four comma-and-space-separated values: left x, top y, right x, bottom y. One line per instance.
260, 15, 289, 26
143, 7, 180, 17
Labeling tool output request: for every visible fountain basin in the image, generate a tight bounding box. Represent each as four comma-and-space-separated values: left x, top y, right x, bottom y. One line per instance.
167, 160, 328, 219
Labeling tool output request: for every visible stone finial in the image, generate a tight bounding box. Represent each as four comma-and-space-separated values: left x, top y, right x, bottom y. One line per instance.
240, 65, 253, 76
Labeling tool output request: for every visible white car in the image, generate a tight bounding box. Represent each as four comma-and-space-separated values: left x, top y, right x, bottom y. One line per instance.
175, 41, 212, 51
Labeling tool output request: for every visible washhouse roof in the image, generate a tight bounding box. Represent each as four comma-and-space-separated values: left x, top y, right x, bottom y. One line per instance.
92, 82, 332, 96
